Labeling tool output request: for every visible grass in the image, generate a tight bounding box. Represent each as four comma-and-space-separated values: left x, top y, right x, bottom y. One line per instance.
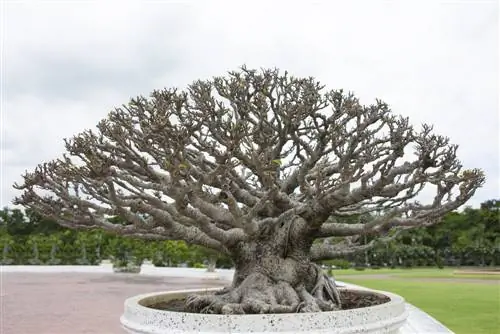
334, 268, 500, 334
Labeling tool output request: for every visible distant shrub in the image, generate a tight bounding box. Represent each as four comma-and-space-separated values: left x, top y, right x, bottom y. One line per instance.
113, 264, 141, 273
354, 263, 367, 271
329, 259, 352, 269
403, 260, 413, 268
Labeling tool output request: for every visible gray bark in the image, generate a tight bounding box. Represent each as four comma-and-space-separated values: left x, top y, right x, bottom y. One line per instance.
186, 216, 341, 314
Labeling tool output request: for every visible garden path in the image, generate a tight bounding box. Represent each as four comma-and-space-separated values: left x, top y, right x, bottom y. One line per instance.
1, 273, 226, 334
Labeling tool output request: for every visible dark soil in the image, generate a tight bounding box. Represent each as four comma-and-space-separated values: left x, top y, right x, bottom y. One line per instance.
339, 289, 390, 310
147, 289, 390, 313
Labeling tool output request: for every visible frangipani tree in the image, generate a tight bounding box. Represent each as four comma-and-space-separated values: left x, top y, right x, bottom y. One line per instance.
14, 67, 484, 314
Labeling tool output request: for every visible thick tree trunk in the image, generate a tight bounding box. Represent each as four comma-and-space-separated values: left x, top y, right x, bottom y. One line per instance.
185, 216, 342, 314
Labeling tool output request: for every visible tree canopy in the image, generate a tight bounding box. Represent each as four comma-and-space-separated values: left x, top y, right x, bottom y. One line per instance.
14, 67, 485, 261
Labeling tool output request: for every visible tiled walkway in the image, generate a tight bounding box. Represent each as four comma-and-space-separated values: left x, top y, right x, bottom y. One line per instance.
0, 273, 226, 334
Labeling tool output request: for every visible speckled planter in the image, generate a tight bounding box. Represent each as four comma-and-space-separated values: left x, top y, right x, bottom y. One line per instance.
120, 287, 408, 333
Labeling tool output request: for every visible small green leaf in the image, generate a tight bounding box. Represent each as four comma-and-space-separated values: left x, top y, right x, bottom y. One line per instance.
272, 159, 282, 166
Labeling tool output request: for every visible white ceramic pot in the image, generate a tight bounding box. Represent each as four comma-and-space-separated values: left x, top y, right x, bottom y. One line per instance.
121, 287, 408, 334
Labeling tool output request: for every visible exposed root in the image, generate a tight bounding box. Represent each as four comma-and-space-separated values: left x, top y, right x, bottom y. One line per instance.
310, 264, 342, 310
185, 267, 342, 314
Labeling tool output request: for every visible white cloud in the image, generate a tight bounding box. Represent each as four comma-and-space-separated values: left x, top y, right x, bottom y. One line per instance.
2, 0, 498, 208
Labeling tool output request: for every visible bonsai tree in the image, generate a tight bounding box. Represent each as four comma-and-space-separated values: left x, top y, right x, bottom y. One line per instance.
14, 67, 484, 314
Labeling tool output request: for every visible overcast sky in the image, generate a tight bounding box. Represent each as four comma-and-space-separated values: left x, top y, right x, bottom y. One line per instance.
1, 0, 498, 209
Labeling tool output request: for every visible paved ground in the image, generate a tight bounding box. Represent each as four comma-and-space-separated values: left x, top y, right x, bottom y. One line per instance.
0, 273, 227, 334
2, 272, 494, 334
453, 269, 500, 275
336, 274, 500, 285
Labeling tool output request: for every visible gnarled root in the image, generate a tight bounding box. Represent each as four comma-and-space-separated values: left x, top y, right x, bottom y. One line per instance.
310, 264, 342, 310
185, 267, 341, 314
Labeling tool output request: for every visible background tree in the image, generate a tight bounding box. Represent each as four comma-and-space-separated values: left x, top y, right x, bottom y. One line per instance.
0, 232, 15, 265
14, 67, 484, 314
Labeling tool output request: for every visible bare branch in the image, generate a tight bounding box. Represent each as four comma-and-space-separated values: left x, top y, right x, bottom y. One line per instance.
13, 67, 484, 261
310, 232, 402, 261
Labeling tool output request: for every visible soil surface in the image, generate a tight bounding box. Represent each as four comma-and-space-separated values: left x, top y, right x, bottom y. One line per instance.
148, 289, 390, 313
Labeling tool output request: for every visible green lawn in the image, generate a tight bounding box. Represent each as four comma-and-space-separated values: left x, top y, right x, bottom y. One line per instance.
336, 270, 500, 334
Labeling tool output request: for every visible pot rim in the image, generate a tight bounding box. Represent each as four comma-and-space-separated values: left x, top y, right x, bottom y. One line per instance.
121, 287, 409, 333
124, 286, 405, 317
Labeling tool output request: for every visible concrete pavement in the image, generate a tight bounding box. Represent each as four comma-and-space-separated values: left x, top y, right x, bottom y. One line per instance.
0, 273, 226, 334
